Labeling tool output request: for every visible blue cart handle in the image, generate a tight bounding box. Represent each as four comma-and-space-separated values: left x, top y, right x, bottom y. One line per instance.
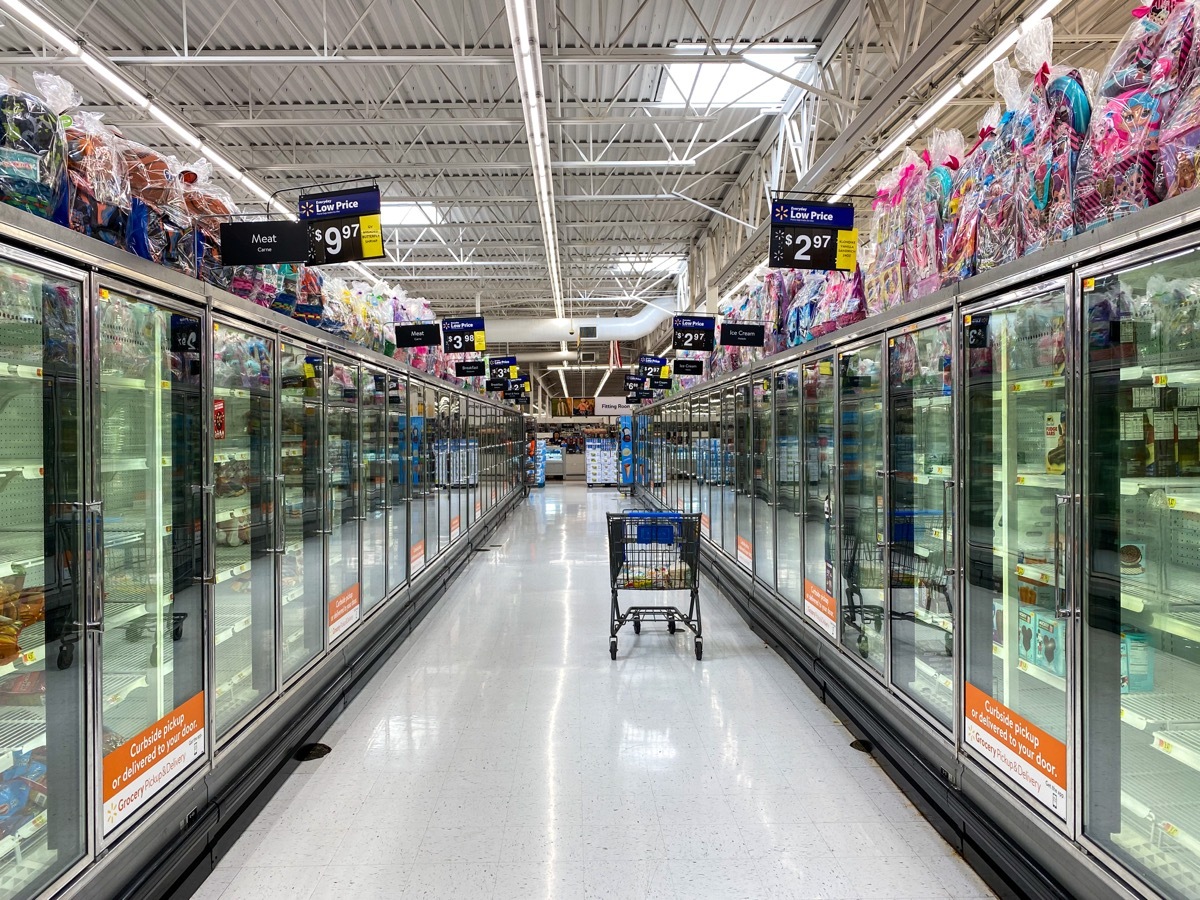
621, 510, 684, 520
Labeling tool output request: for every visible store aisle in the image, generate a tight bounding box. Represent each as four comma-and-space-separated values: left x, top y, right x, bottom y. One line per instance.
194, 485, 994, 900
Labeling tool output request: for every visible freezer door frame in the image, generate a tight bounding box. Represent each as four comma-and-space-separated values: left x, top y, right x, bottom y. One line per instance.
955, 275, 1078, 840
90, 273, 212, 849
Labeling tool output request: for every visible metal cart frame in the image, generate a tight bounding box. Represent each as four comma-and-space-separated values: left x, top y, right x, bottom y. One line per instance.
606, 510, 703, 660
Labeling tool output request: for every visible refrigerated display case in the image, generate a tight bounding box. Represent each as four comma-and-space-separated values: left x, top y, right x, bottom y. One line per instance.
840, 341, 886, 672
962, 285, 1071, 818
637, 220, 1200, 900
0, 200, 528, 900
97, 285, 206, 836
210, 321, 276, 740
360, 367, 387, 613
1082, 244, 1200, 898
889, 320, 955, 728
279, 343, 324, 682
775, 366, 801, 608
0, 253, 86, 899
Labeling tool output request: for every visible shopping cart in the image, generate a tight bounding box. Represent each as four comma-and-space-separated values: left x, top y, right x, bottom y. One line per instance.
606, 511, 703, 660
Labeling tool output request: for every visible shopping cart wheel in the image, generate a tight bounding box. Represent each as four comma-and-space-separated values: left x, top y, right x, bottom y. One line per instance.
633, 617, 641, 634
694, 638, 703, 660
609, 638, 618, 660
668, 618, 676, 634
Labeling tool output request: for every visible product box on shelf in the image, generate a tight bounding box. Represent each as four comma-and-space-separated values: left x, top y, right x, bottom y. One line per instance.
1017, 606, 1039, 664
1120, 624, 1155, 693
1045, 411, 1066, 474
1035, 614, 1066, 677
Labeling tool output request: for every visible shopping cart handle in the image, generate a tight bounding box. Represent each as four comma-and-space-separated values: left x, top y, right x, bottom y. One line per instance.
620, 510, 685, 520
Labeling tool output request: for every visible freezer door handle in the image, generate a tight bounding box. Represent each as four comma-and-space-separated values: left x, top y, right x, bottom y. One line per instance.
1053, 493, 1072, 619
941, 479, 956, 575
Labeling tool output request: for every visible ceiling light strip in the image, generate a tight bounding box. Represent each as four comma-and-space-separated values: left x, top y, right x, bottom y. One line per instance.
505, 0, 565, 319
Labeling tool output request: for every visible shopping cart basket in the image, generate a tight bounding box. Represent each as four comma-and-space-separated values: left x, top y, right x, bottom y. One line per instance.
606, 510, 703, 660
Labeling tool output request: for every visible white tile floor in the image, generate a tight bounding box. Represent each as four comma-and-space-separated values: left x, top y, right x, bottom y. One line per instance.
194, 484, 995, 900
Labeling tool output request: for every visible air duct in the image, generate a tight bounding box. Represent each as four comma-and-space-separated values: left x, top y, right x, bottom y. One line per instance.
486, 300, 674, 343
514, 350, 578, 363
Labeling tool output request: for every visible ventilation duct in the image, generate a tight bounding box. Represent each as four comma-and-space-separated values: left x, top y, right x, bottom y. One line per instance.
486, 300, 674, 344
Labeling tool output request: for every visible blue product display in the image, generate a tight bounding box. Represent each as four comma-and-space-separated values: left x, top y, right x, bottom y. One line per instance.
619, 416, 634, 484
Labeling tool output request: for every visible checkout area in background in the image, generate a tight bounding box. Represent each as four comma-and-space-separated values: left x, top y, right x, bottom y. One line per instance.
525, 412, 638, 489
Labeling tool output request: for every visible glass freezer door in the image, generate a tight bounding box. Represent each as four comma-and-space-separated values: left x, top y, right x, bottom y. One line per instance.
210, 322, 276, 740
840, 342, 886, 673
279, 344, 324, 681
326, 359, 361, 644
96, 287, 205, 836
888, 322, 955, 729
386, 374, 407, 596
802, 358, 838, 640
360, 367, 387, 613
961, 287, 1071, 822
0, 255, 86, 896
1083, 247, 1200, 897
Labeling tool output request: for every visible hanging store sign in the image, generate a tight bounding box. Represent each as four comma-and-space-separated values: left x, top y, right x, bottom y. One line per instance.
220, 220, 310, 266
455, 360, 486, 377
503, 386, 524, 400
515, 394, 530, 407
672, 315, 716, 352
442, 317, 486, 353
649, 376, 672, 390
638, 354, 668, 377
485, 377, 507, 392
674, 359, 703, 376
769, 199, 857, 271
625, 374, 646, 390
720, 323, 765, 347
299, 186, 381, 221
395, 323, 441, 348
306, 215, 384, 265
489, 356, 517, 377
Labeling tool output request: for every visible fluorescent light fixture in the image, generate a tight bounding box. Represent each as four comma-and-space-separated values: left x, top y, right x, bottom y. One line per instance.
380, 202, 439, 226
0, 0, 79, 54
595, 369, 612, 395
240, 176, 272, 202
200, 144, 241, 179
148, 103, 201, 147
557, 369, 569, 396
659, 44, 813, 107
79, 51, 148, 108
613, 254, 685, 276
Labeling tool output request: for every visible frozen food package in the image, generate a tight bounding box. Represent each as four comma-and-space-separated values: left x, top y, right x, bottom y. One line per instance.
0, 74, 70, 223
976, 59, 1025, 272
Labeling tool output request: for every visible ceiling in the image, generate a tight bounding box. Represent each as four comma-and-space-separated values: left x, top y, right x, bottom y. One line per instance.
0, 0, 1140, 396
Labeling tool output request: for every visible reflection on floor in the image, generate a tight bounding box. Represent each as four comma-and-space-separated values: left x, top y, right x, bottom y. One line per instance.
196, 484, 994, 900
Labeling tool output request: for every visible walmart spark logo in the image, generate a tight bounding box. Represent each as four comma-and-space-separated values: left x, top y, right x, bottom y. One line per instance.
300, 200, 316, 217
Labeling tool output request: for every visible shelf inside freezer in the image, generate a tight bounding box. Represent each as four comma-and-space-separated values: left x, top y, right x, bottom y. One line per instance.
102, 458, 147, 473
1154, 728, 1200, 775
914, 656, 954, 692
0, 464, 41, 480
214, 607, 253, 646
1013, 473, 1065, 489
912, 606, 953, 634
0, 556, 43, 578
213, 386, 251, 399
213, 501, 251, 524
1122, 692, 1200, 731
101, 673, 148, 711
213, 450, 252, 464
214, 562, 251, 584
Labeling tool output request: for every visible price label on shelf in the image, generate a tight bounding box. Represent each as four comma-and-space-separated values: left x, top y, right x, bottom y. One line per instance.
1153, 373, 1170, 387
